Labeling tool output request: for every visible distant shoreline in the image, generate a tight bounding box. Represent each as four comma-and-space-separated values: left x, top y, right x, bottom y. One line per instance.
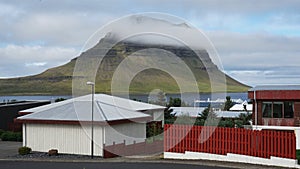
0, 92, 248, 106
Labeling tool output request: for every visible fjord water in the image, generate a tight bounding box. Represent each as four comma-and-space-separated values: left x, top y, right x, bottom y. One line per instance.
0, 92, 247, 106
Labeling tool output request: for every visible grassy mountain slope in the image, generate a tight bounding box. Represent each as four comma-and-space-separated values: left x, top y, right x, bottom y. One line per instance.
0, 40, 249, 95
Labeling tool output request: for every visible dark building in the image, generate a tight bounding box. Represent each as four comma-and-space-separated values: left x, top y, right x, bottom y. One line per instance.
0, 100, 50, 131
248, 85, 300, 126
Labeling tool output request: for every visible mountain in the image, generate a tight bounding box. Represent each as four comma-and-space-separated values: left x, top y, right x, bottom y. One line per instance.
0, 16, 250, 95
0, 38, 249, 95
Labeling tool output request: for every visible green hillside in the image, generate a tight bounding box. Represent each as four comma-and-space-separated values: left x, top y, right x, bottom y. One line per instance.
0, 39, 249, 95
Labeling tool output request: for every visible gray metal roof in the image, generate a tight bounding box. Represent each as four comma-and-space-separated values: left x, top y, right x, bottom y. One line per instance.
229, 101, 253, 111
215, 111, 250, 118
17, 94, 165, 122
249, 85, 300, 91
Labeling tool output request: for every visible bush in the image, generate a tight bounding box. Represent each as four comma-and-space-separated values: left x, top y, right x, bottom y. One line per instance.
0, 131, 22, 142
0, 129, 4, 137
55, 98, 66, 102
296, 150, 300, 164
146, 122, 163, 138
218, 119, 235, 128
234, 119, 244, 128
18, 146, 31, 155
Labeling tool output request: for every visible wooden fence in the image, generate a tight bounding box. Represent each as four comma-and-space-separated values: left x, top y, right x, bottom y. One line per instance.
103, 139, 163, 158
164, 124, 296, 159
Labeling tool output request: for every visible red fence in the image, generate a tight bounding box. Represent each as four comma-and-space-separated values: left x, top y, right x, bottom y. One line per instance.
103, 139, 163, 158
164, 124, 296, 159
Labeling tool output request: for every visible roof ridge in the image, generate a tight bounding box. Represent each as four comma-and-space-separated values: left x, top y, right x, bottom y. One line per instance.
96, 100, 143, 112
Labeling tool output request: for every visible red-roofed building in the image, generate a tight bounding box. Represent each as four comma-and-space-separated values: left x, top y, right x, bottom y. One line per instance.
248, 85, 300, 126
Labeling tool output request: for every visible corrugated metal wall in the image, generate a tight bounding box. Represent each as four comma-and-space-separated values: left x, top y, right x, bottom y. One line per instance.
24, 123, 103, 156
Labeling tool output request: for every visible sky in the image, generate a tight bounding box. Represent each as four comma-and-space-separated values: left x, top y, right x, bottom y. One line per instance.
0, 0, 300, 87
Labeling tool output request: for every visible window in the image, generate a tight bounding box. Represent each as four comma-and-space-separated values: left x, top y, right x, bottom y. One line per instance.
262, 102, 272, 118
262, 101, 294, 118
284, 102, 294, 118
273, 102, 283, 118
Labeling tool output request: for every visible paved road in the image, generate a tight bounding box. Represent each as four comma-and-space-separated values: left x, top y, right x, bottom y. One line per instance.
0, 161, 229, 169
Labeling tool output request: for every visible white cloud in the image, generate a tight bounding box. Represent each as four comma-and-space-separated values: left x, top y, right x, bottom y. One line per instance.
207, 31, 300, 69
0, 45, 78, 77
226, 69, 300, 87
25, 62, 47, 67
206, 31, 300, 86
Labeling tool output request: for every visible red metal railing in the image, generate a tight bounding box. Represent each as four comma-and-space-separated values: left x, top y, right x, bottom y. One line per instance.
164, 124, 296, 159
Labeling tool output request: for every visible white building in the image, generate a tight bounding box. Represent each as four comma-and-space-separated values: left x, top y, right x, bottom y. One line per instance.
170, 107, 206, 118
229, 100, 253, 112
16, 94, 165, 156
170, 107, 249, 119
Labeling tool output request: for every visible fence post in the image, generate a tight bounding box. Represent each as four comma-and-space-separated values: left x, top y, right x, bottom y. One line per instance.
291, 132, 296, 159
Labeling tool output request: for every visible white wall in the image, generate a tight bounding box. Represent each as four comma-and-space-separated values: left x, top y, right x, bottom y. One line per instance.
153, 110, 164, 122
23, 123, 103, 156
144, 109, 164, 122
104, 122, 146, 146
164, 151, 299, 168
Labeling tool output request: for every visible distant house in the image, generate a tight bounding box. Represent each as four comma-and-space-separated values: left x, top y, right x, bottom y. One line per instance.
194, 98, 244, 112
16, 94, 165, 156
0, 100, 50, 131
248, 85, 300, 126
229, 101, 252, 112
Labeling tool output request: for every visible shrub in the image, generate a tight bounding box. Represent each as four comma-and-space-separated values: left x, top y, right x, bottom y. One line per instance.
15, 132, 22, 141
234, 119, 244, 128
55, 98, 66, 102
0, 131, 22, 142
18, 146, 31, 155
0, 129, 4, 137
146, 122, 163, 138
296, 150, 300, 164
218, 119, 235, 128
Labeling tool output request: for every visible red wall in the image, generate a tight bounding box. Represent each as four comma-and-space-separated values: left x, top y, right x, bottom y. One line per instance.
249, 90, 300, 126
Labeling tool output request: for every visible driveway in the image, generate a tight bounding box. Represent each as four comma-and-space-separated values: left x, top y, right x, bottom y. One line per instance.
0, 141, 22, 158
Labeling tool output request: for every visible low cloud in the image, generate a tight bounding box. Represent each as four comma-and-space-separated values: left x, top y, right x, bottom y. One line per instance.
25, 62, 47, 67
0, 45, 78, 77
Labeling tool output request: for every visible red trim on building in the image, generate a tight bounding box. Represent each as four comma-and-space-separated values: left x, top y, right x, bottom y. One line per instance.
15, 116, 152, 126
18, 112, 33, 115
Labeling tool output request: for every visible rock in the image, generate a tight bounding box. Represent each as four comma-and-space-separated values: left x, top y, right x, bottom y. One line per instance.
48, 149, 58, 156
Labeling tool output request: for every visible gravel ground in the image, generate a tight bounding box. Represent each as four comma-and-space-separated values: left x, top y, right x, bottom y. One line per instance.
10, 152, 103, 160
